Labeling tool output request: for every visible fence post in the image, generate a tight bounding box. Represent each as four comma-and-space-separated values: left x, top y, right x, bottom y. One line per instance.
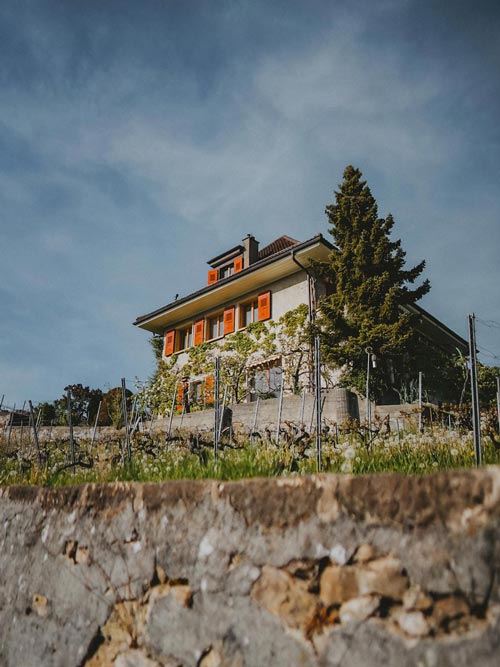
7, 403, 15, 451
67, 389, 75, 473
214, 357, 220, 462
167, 384, 177, 440
315, 335, 322, 472
275, 379, 284, 445
418, 371, 423, 433
496, 376, 500, 438
251, 396, 260, 441
90, 400, 102, 448
121, 378, 131, 462
19, 400, 26, 449
300, 388, 306, 425
468, 314, 482, 466
218, 385, 228, 441
28, 400, 43, 469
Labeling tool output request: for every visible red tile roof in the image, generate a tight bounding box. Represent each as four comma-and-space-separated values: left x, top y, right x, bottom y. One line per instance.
258, 235, 299, 260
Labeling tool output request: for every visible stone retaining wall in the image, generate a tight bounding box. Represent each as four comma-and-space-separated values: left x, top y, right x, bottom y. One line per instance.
2, 468, 499, 666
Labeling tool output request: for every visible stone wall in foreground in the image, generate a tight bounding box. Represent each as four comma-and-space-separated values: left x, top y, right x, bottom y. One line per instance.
1, 468, 500, 667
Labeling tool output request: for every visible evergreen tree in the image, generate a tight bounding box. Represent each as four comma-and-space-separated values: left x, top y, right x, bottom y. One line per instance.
313, 166, 430, 400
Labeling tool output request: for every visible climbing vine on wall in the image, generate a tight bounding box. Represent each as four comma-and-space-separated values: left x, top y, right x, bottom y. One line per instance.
138, 305, 315, 416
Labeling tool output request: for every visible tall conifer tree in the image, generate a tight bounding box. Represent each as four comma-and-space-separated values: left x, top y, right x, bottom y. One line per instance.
314, 166, 430, 399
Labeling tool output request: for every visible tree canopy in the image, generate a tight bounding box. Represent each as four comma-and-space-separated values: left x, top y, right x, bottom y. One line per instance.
313, 165, 431, 400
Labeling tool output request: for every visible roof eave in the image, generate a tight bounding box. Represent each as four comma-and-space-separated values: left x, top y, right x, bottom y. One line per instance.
134, 234, 333, 329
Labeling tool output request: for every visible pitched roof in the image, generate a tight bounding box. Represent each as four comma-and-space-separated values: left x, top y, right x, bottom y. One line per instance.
258, 235, 299, 260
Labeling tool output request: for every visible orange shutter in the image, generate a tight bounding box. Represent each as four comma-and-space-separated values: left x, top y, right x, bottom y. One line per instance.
223, 306, 235, 335
234, 256, 243, 273
176, 385, 184, 413
164, 330, 175, 356
258, 291, 271, 321
194, 319, 205, 345
207, 269, 218, 285
204, 375, 214, 405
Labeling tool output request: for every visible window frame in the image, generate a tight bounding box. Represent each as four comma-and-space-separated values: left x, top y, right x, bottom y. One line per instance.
207, 311, 225, 341
239, 298, 259, 329
219, 263, 234, 280
178, 325, 193, 351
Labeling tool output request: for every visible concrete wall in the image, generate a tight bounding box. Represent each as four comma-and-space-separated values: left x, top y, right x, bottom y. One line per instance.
1, 468, 500, 666
164, 388, 360, 436
4, 392, 419, 444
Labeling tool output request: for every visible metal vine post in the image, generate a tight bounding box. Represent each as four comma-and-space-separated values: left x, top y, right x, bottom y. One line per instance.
468, 314, 482, 466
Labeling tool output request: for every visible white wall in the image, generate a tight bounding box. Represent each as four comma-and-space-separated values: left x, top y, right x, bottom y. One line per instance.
163, 270, 310, 366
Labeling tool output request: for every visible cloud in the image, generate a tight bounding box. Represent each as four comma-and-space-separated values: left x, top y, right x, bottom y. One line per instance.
0, 0, 499, 404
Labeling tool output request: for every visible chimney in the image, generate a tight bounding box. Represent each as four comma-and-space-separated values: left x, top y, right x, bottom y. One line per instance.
243, 234, 259, 266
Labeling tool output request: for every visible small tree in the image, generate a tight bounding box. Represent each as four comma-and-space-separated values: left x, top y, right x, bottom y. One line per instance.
313, 166, 430, 400
99, 387, 133, 427
54, 384, 103, 425
37, 402, 56, 426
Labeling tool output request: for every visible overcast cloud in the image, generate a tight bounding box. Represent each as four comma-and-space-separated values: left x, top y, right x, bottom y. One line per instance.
1, 0, 499, 405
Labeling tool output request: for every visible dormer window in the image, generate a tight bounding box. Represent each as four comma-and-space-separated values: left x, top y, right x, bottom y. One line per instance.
219, 264, 233, 279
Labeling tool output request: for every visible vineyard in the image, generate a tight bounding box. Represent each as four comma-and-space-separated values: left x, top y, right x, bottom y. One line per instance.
1, 410, 499, 487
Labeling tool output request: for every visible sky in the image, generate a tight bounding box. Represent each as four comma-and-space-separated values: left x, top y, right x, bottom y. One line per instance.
1, 0, 499, 406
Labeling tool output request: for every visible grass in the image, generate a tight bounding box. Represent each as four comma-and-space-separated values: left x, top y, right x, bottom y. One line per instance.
1, 422, 499, 487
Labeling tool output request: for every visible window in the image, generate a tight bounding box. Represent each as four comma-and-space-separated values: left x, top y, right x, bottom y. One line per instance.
250, 361, 283, 399
239, 292, 271, 327
241, 299, 259, 327
208, 313, 224, 340
220, 264, 234, 279
179, 326, 193, 351
189, 381, 204, 405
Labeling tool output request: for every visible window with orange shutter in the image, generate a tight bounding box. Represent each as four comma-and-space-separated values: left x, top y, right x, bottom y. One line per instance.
234, 256, 243, 273
194, 319, 205, 345
208, 313, 224, 340
164, 330, 175, 356
207, 269, 218, 285
204, 375, 214, 406
223, 306, 235, 335
240, 299, 259, 327
176, 385, 184, 413
179, 325, 193, 350
258, 291, 271, 321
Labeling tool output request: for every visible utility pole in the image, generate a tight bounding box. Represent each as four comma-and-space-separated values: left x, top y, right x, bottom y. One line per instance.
468, 314, 482, 466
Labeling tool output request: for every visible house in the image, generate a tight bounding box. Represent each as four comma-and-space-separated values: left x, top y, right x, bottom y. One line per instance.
134, 233, 468, 408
